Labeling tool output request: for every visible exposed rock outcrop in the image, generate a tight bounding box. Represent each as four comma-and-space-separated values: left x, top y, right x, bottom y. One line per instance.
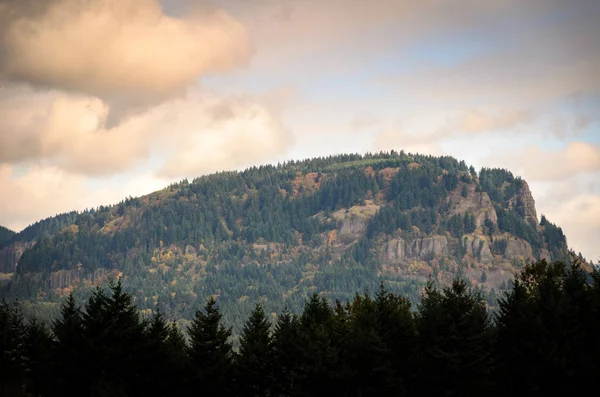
500, 236, 534, 262
447, 184, 498, 228
386, 238, 406, 261
462, 234, 493, 264
385, 235, 448, 262
539, 248, 552, 262
410, 236, 448, 259
509, 180, 538, 227
339, 216, 368, 236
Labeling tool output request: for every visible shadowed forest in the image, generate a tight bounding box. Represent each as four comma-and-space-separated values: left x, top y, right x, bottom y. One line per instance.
2, 259, 599, 397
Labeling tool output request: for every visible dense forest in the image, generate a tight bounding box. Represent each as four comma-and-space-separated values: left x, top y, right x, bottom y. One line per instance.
2, 259, 598, 396
0, 151, 571, 331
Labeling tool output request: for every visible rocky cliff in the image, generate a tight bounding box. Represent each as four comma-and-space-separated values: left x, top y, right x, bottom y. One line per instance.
509, 180, 539, 227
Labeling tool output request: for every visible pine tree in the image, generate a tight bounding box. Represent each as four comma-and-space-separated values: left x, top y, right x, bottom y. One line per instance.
53, 292, 88, 396
104, 279, 147, 395
188, 296, 234, 397
141, 309, 172, 397
22, 318, 54, 397
237, 303, 274, 396
374, 283, 416, 395
295, 294, 339, 396
342, 292, 397, 396
271, 308, 300, 396
416, 279, 494, 396
81, 280, 146, 395
495, 260, 597, 395
0, 302, 25, 396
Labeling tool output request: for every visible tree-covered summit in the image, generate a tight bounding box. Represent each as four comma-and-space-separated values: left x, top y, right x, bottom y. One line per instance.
0, 151, 570, 330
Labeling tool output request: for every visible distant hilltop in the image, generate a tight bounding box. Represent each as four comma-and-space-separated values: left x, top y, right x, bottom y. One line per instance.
0, 151, 574, 328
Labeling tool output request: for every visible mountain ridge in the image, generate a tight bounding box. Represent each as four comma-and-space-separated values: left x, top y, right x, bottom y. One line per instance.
0, 151, 572, 328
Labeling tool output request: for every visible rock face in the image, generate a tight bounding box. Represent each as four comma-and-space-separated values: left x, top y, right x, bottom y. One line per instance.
510, 180, 538, 227
0, 241, 35, 273
410, 236, 448, 259
462, 234, 493, 265
447, 184, 498, 228
502, 236, 534, 262
539, 248, 552, 262
386, 238, 406, 261
385, 236, 448, 262
339, 216, 367, 236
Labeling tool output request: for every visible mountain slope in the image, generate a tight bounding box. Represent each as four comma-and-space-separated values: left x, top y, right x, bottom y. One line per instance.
0, 152, 569, 328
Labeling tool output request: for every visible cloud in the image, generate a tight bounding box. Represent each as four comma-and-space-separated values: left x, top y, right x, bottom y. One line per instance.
351, 112, 380, 133
157, 95, 293, 178
488, 142, 600, 182
0, 0, 251, 107
0, 164, 171, 231
0, 86, 292, 177
0, 164, 87, 230
540, 193, 600, 262
441, 109, 533, 135
372, 108, 533, 156
0, 86, 154, 175
373, 125, 442, 156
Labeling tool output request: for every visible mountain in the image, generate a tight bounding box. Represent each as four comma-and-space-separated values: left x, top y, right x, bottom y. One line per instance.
0, 151, 569, 329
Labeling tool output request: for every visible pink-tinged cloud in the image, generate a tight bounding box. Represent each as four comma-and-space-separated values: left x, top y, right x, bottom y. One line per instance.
541, 193, 600, 262
0, 86, 293, 177
489, 142, 600, 183
0, 0, 251, 99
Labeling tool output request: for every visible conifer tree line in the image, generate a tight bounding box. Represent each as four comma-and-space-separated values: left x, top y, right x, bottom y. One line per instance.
2, 259, 599, 397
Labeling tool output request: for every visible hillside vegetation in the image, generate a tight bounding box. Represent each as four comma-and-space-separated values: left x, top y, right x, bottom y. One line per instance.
0, 151, 569, 329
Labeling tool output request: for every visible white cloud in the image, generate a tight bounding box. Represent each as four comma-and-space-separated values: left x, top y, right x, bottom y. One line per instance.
488, 142, 600, 182
539, 193, 600, 262
0, 164, 87, 230
0, 164, 173, 232
0, 86, 293, 178
0, 0, 251, 100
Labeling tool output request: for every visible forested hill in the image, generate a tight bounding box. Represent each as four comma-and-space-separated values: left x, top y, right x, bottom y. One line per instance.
0, 151, 569, 328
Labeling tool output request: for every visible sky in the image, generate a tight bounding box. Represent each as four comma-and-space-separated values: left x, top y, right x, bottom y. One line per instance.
0, 0, 598, 261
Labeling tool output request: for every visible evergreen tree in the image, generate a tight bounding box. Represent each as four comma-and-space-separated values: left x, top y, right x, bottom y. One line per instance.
141, 309, 179, 397
295, 294, 339, 396
373, 283, 416, 395
237, 303, 274, 396
342, 292, 398, 396
80, 280, 146, 396
188, 296, 234, 397
52, 292, 88, 396
22, 318, 54, 397
271, 308, 300, 396
495, 260, 597, 395
0, 301, 25, 396
464, 213, 476, 234
416, 279, 494, 396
